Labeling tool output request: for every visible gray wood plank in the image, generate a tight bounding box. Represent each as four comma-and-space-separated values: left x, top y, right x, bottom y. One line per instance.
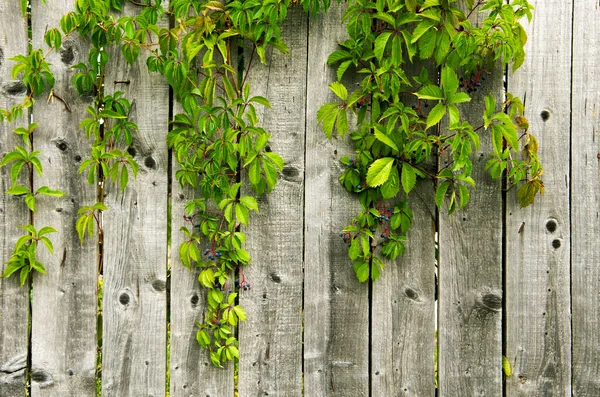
571, 1, 600, 394
101, 4, 169, 396
304, 3, 369, 396
237, 5, 306, 395
0, 2, 29, 395
437, 11, 505, 396
371, 183, 436, 397
29, 1, 99, 395
505, 0, 572, 395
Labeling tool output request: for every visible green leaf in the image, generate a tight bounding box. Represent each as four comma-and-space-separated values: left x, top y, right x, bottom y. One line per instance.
36, 186, 65, 197
366, 157, 395, 187
374, 127, 399, 151
435, 181, 451, 209
401, 163, 417, 194
353, 260, 369, 282
25, 193, 35, 212
374, 32, 392, 61
5, 185, 30, 196
426, 103, 446, 130
249, 96, 271, 108
412, 20, 435, 43
349, 237, 360, 260
503, 356, 512, 377
415, 85, 444, 100
329, 82, 348, 101
264, 152, 284, 170
441, 66, 459, 99
235, 204, 249, 226
239, 196, 258, 212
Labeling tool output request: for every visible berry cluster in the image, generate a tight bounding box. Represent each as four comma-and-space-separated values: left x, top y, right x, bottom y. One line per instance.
459, 69, 490, 93
203, 248, 222, 261
339, 231, 352, 245
376, 202, 392, 240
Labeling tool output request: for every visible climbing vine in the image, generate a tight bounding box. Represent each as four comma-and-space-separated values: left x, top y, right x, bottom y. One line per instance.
317, 0, 540, 282
0, 0, 539, 369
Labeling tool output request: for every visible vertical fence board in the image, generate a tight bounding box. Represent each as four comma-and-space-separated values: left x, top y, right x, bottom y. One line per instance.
0, 2, 29, 395
304, 3, 369, 396
438, 10, 505, 395
572, 1, 600, 395
102, 4, 169, 396
505, 0, 572, 395
237, 6, 306, 395
30, 1, 98, 395
371, 182, 436, 396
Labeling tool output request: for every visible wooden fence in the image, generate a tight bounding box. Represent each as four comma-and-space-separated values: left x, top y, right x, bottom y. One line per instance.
0, 0, 598, 396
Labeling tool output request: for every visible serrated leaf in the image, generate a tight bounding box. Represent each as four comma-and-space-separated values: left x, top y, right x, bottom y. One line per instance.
401, 162, 417, 194
367, 157, 395, 187
415, 85, 444, 100
374, 127, 399, 151
353, 260, 369, 282
441, 66, 459, 99
435, 181, 451, 209
235, 204, 249, 226
329, 82, 348, 101
374, 32, 392, 61
239, 196, 258, 212
426, 103, 446, 130
5, 185, 30, 196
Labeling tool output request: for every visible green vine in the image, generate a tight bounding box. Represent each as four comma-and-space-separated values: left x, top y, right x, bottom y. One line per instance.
0, 0, 540, 369
317, 0, 540, 282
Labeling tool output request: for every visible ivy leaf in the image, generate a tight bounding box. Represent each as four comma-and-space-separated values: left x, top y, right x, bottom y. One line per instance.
441, 66, 459, 99
435, 181, 451, 209
235, 203, 249, 226
5, 185, 30, 196
374, 127, 399, 151
374, 32, 392, 62
415, 85, 443, 100
503, 356, 512, 377
401, 162, 417, 194
366, 157, 395, 187
353, 260, 369, 282
426, 103, 446, 130
239, 196, 258, 212
380, 166, 400, 199
329, 82, 347, 101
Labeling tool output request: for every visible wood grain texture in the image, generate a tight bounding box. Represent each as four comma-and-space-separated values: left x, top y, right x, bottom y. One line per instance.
29, 1, 98, 395
169, 115, 234, 395
505, 0, 572, 395
101, 4, 169, 396
237, 6, 306, 395
371, 181, 436, 397
0, 1, 29, 395
304, 3, 369, 396
437, 11, 505, 396
571, 2, 600, 395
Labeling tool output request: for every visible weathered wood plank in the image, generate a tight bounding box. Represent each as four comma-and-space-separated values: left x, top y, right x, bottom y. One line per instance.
101, 4, 169, 396
437, 10, 505, 396
571, 2, 600, 395
505, 0, 572, 395
29, 1, 98, 395
0, 2, 29, 395
237, 5, 306, 395
371, 182, 436, 396
304, 3, 369, 396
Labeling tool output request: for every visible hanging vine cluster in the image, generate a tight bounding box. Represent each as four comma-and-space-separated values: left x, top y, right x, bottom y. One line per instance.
1, 0, 537, 367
